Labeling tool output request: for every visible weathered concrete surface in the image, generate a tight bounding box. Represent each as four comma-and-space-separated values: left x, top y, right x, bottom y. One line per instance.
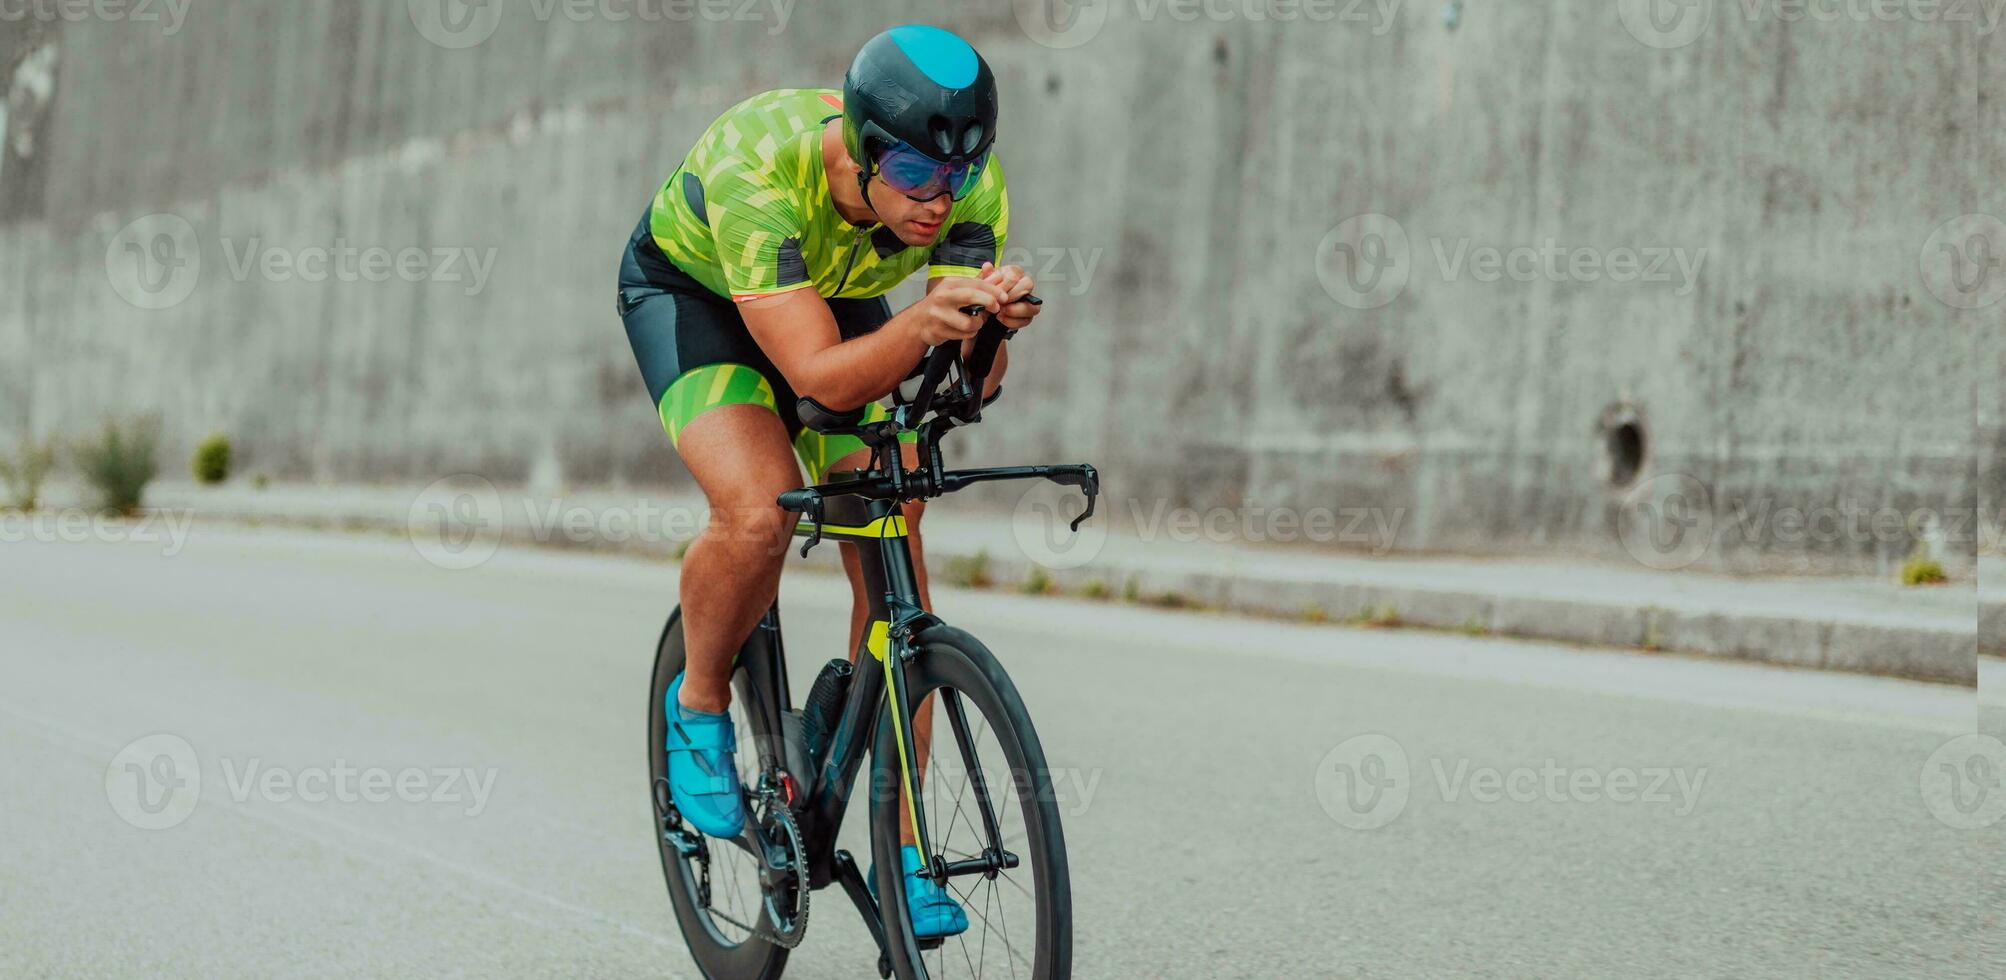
0, 1, 1997, 576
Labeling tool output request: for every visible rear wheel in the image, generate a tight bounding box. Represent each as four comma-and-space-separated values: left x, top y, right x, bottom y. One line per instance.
870, 626, 1072, 980
649, 609, 793, 980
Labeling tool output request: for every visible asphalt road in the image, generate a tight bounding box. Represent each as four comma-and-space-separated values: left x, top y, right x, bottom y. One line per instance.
1, 526, 1997, 979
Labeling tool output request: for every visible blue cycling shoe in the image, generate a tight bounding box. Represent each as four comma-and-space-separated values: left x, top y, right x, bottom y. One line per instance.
871, 845, 970, 938
664, 671, 746, 839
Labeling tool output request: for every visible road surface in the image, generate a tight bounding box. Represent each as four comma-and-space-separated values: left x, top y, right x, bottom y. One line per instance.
1, 525, 1996, 978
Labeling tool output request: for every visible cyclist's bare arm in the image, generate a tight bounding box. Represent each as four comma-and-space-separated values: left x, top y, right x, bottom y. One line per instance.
742, 277, 1012, 411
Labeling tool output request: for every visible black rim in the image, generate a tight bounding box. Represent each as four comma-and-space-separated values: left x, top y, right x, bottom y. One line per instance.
649, 613, 789, 977
875, 634, 1070, 980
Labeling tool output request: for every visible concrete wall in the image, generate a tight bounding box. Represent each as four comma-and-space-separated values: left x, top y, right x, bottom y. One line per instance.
1, 0, 1996, 575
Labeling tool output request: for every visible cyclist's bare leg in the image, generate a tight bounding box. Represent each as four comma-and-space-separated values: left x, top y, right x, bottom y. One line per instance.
833, 442, 938, 848
675, 404, 804, 715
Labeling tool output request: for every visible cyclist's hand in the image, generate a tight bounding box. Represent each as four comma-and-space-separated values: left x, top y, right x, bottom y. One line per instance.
980, 262, 1042, 331
914, 277, 1008, 348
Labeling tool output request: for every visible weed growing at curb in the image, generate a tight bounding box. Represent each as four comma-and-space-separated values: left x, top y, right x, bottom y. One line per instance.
1900, 555, 1947, 587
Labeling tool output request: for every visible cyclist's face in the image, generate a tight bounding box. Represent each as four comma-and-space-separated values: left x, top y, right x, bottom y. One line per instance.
867, 175, 953, 246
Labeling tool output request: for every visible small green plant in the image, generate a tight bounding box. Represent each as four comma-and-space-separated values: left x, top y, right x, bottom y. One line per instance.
1147, 590, 1196, 610
1900, 554, 1947, 587
1120, 576, 1141, 603
191, 433, 233, 485
1456, 618, 1490, 637
1344, 604, 1401, 628
944, 549, 992, 589
673, 539, 692, 561
0, 436, 57, 511
1299, 603, 1330, 624
73, 416, 160, 515
252, 472, 271, 491
1021, 566, 1056, 595
1078, 579, 1111, 600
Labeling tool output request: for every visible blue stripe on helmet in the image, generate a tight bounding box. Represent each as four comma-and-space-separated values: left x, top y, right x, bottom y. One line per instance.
886, 24, 978, 90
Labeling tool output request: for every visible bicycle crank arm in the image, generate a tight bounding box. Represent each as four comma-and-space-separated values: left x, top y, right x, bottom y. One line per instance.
832, 850, 896, 977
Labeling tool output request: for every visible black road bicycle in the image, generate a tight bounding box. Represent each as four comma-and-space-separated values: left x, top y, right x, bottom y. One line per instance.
648, 307, 1096, 980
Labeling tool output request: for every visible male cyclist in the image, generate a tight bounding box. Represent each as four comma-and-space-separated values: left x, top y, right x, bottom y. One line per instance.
617, 25, 1041, 938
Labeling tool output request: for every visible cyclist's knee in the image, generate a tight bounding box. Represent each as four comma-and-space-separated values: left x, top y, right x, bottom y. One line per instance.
704, 492, 799, 556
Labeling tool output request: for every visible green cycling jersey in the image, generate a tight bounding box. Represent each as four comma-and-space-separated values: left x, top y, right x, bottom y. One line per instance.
645, 88, 1010, 303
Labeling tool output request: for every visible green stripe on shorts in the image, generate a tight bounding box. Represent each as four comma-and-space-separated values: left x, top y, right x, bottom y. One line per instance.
659, 363, 777, 445
659, 362, 917, 482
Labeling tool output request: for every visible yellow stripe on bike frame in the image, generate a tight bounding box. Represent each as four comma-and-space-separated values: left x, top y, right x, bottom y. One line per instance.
804, 515, 908, 539
877, 620, 929, 854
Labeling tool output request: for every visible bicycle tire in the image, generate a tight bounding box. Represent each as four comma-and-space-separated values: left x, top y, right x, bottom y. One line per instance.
869, 625, 1073, 980
648, 608, 791, 980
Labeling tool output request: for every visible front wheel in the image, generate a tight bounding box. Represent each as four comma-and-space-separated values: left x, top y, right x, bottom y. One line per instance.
870, 626, 1073, 980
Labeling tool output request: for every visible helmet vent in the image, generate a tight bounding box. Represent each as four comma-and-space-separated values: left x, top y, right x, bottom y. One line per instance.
927, 116, 955, 157
960, 123, 984, 155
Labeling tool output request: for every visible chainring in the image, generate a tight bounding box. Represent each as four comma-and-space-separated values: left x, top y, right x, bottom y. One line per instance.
753, 799, 810, 948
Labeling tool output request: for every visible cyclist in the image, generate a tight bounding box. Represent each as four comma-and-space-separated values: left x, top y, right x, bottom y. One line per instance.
617, 25, 1041, 938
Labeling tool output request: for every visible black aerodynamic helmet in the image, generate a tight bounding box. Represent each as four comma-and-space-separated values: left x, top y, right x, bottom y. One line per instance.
842, 25, 997, 201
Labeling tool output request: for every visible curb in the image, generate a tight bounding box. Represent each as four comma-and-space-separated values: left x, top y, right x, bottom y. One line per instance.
139, 484, 1979, 687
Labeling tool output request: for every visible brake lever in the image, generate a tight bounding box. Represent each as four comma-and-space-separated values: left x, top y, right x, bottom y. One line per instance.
1043, 464, 1099, 532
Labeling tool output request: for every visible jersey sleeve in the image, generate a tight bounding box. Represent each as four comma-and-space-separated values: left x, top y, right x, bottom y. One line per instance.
709, 172, 813, 302
927, 158, 1009, 280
